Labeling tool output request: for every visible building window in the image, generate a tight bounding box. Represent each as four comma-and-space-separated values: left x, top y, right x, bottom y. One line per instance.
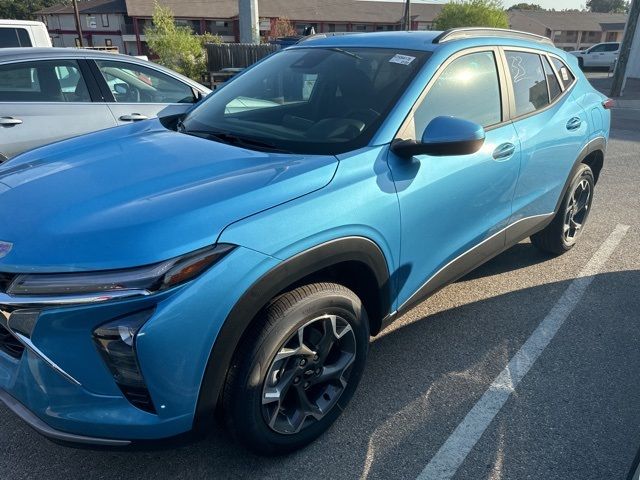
75, 37, 82, 47
105, 38, 112, 46
101, 14, 109, 27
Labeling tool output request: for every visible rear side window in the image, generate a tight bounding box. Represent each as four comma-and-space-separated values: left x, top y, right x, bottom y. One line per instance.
551, 57, 575, 89
0, 27, 32, 48
414, 51, 502, 134
505, 51, 549, 117
542, 56, 561, 101
604, 43, 619, 52
0, 60, 91, 102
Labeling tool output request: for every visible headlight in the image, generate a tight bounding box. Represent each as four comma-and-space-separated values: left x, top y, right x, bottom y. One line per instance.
7, 244, 235, 296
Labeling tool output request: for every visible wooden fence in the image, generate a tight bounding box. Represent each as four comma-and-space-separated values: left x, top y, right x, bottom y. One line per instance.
206, 43, 278, 72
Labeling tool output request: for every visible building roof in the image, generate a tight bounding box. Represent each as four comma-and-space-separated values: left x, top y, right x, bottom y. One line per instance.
37, 0, 127, 15
123, 0, 443, 23
509, 10, 627, 32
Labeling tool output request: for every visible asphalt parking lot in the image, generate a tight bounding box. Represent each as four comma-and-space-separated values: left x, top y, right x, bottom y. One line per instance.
2, 106, 639, 480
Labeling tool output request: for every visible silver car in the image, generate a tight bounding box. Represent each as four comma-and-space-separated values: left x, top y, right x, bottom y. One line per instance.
0, 48, 211, 161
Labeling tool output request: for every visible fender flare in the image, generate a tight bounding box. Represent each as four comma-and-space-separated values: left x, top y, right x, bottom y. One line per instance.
194, 236, 391, 426
554, 135, 605, 213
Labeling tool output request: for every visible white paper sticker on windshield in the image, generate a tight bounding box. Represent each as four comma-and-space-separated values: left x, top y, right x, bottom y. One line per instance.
389, 54, 416, 65
561, 67, 569, 81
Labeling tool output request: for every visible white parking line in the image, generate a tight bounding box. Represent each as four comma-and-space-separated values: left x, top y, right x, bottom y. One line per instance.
417, 224, 631, 480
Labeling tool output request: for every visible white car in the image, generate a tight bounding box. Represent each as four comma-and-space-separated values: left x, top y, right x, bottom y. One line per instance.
0, 48, 211, 160
0, 19, 51, 48
569, 42, 620, 69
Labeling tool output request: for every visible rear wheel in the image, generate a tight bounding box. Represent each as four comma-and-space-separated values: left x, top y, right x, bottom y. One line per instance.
222, 283, 369, 455
531, 164, 594, 255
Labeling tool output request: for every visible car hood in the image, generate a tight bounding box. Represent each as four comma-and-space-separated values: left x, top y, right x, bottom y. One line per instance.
0, 120, 338, 272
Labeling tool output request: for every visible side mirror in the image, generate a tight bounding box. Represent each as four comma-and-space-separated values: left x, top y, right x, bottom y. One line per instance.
113, 83, 130, 95
392, 116, 485, 158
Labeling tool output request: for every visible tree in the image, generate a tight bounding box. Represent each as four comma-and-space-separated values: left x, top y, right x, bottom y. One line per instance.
434, 0, 510, 30
270, 17, 297, 38
507, 3, 545, 10
0, 0, 66, 20
586, 0, 629, 12
145, 2, 222, 81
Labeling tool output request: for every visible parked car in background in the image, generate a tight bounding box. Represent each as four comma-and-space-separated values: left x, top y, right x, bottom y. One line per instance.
570, 42, 620, 69
0, 48, 210, 160
0, 28, 609, 455
0, 20, 51, 48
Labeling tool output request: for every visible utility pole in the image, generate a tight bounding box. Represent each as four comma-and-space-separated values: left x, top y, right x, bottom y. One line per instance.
611, 0, 639, 97
239, 0, 260, 44
72, 0, 83, 47
403, 0, 412, 30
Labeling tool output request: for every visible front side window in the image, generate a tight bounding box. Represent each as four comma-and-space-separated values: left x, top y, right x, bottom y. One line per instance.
183, 47, 430, 155
0, 60, 90, 102
95, 60, 196, 104
413, 51, 502, 136
604, 43, 619, 52
505, 51, 549, 117
588, 44, 606, 53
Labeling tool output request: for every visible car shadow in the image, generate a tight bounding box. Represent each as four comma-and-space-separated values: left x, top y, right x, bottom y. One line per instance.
1, 270, 639, 480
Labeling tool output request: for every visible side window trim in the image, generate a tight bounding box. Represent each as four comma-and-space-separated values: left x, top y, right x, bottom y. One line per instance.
395, 46, 510, 141
76, 59, 106, 102
547, 53, 577, 91
86, 58, 116, 102
498, 47, 576, 123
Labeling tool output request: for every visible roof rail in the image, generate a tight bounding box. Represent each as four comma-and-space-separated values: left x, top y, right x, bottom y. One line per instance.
433, 28, 554, 46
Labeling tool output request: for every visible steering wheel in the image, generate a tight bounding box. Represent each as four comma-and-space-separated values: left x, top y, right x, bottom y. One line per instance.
344, 108, 380, 124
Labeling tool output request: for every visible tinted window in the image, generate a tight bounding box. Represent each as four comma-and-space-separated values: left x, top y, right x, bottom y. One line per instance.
414, 51, 502, 134
589, 44, 607, 53
604, 43, 619, 52
16, 28, 31, 47
505, 51, 549, 117
95, 60, 196, 104
542, 56, 561, 101
551, 57, 575, 89
0, 60, 90, 102
183, 48, 430, 155
0, 28, 20, 47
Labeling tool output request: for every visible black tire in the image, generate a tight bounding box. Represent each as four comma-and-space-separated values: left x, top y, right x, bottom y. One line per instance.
222, 282, 369, 455
531, 163, 594, 255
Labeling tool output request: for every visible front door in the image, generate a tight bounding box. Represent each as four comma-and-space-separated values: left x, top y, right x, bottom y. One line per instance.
388, 49, 521, 307
90, 59, 199, 125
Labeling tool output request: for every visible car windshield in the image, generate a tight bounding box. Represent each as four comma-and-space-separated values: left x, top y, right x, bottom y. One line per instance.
182, 47, 430, 155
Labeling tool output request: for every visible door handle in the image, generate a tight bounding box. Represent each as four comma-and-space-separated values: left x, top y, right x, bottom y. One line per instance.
0, 117, 23, 127
119, 113, 149, 122
492, 142, 515, 160
566, 117, 582, 131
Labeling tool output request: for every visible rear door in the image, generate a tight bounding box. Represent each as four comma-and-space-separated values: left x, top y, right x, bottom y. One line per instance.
504, 49, 589, 222
0, 58, 116, 159
89, 59, 199, 124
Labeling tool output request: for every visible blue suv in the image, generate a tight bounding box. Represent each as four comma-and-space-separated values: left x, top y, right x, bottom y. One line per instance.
0, 29, 610, 454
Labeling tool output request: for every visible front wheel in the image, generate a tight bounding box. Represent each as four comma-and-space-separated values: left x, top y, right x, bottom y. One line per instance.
531, 163, 594, 255
222, 283, 369, 455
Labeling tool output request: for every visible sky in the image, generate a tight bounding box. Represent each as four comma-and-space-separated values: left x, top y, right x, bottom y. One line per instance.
364, 0, 588, 12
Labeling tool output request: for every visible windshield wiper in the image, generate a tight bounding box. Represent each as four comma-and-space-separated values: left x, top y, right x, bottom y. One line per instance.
181, 129, 292, 154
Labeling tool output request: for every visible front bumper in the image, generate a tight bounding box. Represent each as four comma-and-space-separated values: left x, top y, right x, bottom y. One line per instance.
0, 389, 130, 446
0, 246, 279, 444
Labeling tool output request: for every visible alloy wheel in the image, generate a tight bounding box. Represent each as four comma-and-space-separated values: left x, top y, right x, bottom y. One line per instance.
261, 314, 357, 434
563, 178, 591, 244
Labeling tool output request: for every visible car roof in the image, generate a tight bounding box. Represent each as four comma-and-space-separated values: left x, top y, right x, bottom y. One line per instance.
0, 19, 46, 26
295, 29, 564, 56
0, 47, 145, 62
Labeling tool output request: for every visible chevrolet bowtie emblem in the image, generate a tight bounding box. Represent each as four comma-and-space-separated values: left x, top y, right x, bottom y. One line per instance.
0, 241, 13, 259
